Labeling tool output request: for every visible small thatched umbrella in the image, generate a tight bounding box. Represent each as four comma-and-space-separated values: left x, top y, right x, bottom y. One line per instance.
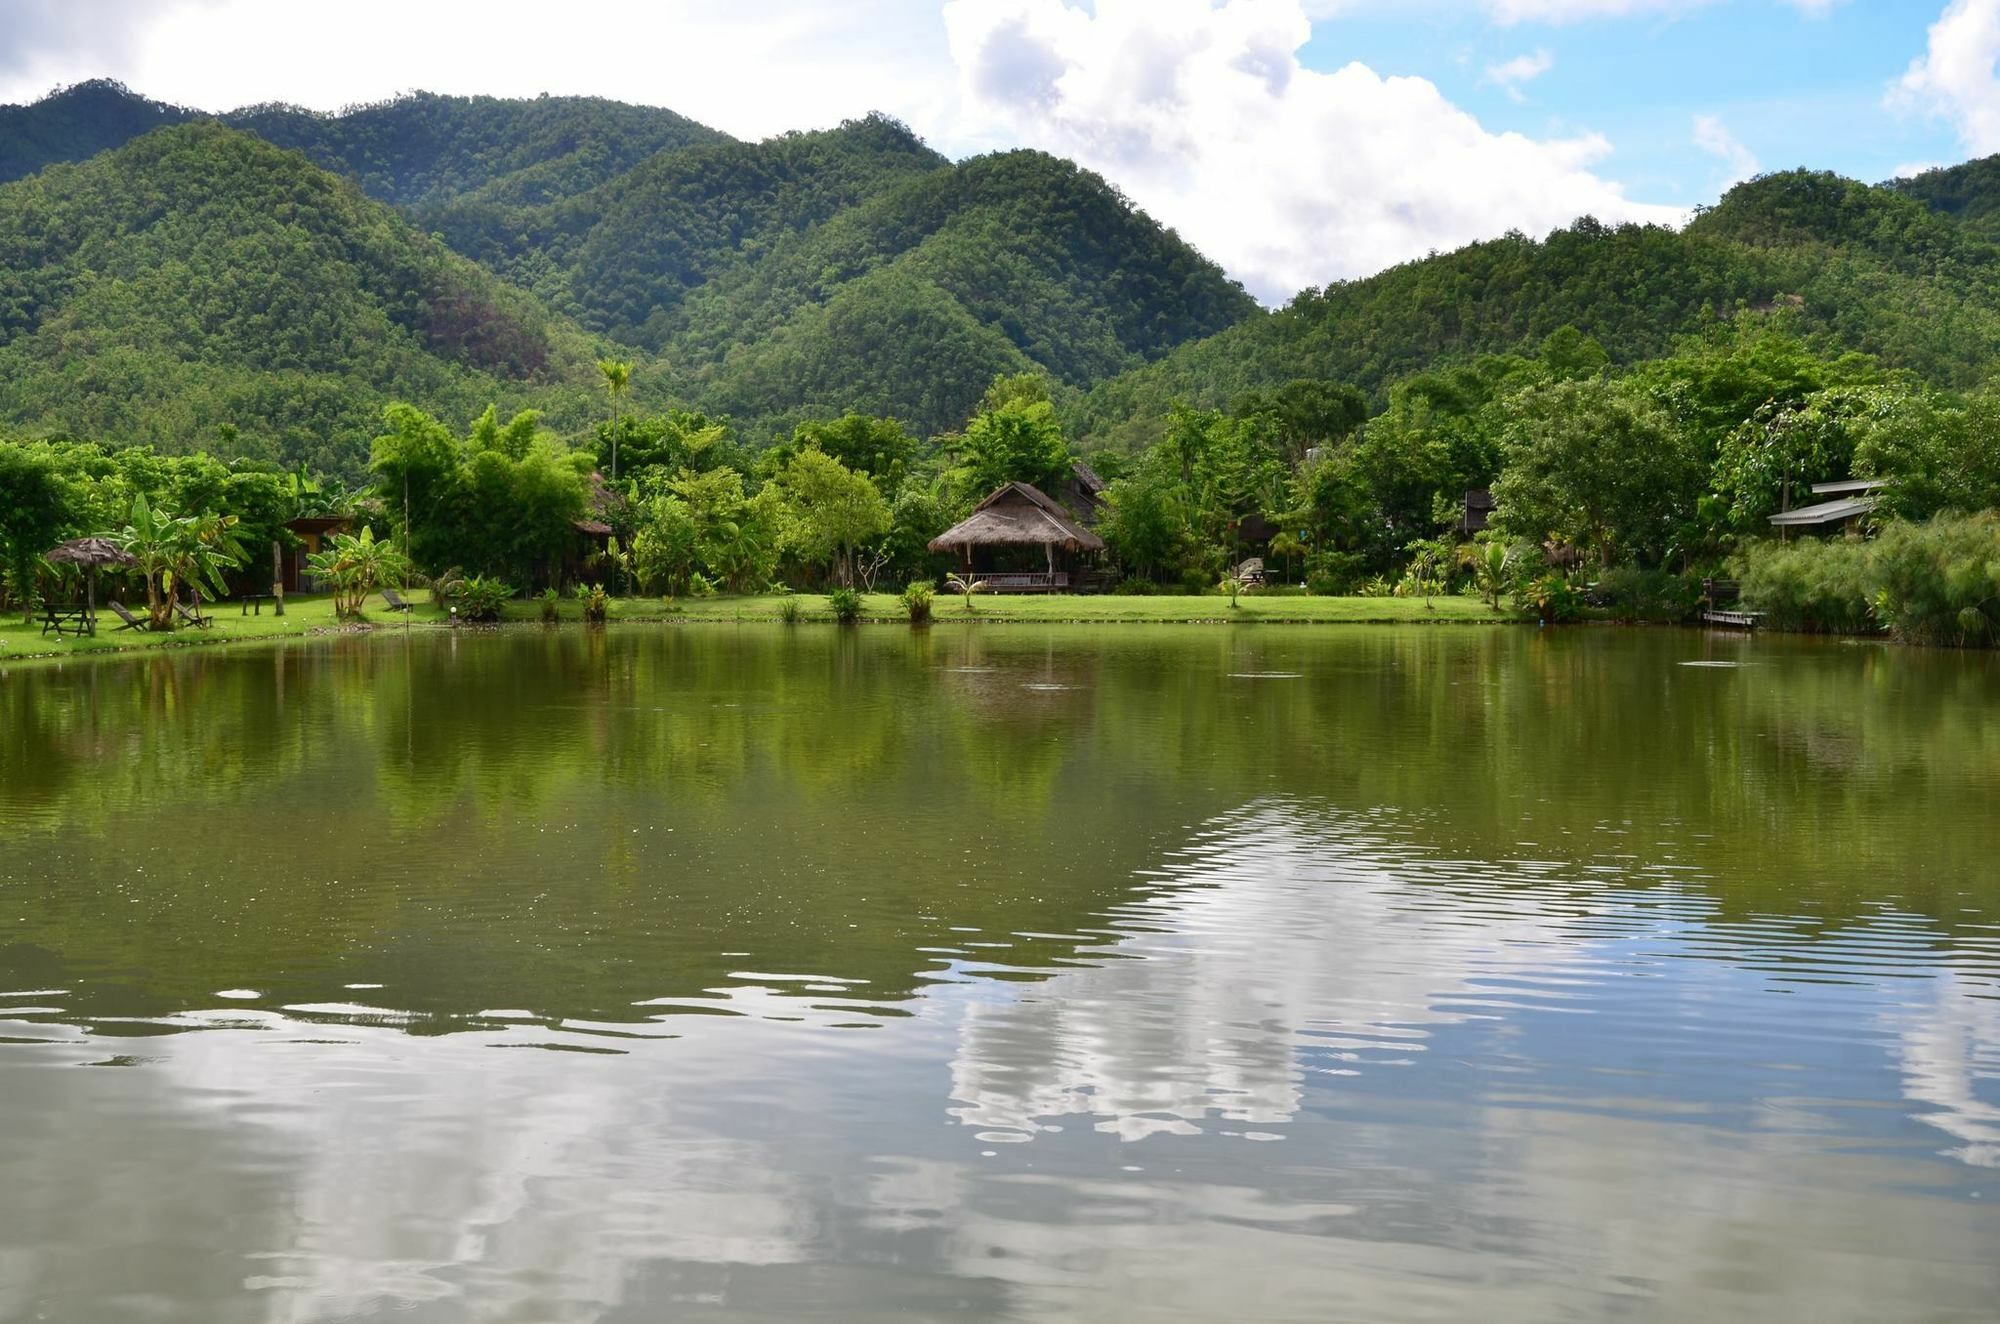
46, 537, 136, 635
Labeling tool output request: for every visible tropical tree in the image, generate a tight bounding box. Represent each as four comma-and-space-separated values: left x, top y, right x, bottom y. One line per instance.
307, 526, 411, 618
114, 495, 199, 630
775, 449, 890, 587
0, 444, 67, 621
598, 359, 633, 481
180, 510, 247, 620
957, 394, 1072, 498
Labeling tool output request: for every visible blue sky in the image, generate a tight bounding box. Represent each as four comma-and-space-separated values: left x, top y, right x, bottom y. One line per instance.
1306, 2, 1963, 197
0, 1, 1989, 301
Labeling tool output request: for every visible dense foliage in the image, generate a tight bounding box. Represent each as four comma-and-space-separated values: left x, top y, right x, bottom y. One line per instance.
0, 122, 608, 474
1072, 170, 2000, 449
1737, 513, 2000, 645
0, 83, 1251, 444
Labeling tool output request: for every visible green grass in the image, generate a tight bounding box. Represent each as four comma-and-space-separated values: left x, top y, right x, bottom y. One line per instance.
622, 591, 1517, 625
0, 593, 435, 663
0, 589, 1518, 665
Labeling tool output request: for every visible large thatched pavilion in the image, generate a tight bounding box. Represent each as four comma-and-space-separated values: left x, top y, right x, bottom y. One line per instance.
929, 482, 1106, 592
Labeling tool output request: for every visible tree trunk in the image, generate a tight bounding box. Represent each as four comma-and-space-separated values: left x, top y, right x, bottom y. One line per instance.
146, 571, 170, 630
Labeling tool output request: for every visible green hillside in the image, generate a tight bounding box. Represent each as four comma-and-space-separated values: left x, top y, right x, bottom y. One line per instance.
0, 80, 728, 207
0, 83, 1254, 441
0, 80, 197, 183
1073, 169, 2000, 448
1890, 153, 2000, 241
0, 122, 608, 475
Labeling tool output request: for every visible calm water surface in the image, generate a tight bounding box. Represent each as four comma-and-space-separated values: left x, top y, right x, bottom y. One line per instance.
2, 625, 1997, 1322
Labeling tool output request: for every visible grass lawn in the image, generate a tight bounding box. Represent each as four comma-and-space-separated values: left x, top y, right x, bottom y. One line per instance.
0, 589, 1519, 665
629, 592, 1517, 625
0, 593, 431, 664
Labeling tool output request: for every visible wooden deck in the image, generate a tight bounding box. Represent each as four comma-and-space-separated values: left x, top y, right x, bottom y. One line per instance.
1701, 609, 1762, 629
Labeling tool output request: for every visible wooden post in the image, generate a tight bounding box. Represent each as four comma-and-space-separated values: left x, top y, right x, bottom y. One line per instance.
272, 540, 285, 617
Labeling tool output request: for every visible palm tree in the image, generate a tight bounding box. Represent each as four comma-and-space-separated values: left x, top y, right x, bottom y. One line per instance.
945, 572, 987, 613
598, 359, 633, 483
1471, 541, 1515, 611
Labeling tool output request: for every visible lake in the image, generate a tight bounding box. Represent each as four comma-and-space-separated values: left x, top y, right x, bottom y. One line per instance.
2, 624, 1997, 1322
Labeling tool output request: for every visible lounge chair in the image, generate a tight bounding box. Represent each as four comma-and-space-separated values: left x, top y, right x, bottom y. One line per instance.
380, 587, 413, 613
174, 599, 212, 629
108, 601, 146, 631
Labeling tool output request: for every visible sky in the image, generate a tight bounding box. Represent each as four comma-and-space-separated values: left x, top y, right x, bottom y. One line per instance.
0, 0, 1994, 304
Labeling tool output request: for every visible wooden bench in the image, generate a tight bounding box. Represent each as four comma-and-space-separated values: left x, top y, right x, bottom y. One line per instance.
39, 603, 91, 638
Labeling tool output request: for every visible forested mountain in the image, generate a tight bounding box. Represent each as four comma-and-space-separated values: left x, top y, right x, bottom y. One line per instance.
0, 81, 1254, 443
1073, 169, 2000, 447
0, 122, 608, 475
0, 80, 196, 182
1891, 154, 2000, 241
0, 80, 728, 207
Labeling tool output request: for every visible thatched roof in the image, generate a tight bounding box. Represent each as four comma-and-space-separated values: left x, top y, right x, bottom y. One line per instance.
45, 537, 134, 568
929, 482, 1106, 554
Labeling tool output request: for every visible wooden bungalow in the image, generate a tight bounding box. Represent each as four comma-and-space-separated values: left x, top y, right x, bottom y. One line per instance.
279, 514, 353, 594
560, 473, 625, 586
1459, 489, 1496, 536
929, 481, 1106, 592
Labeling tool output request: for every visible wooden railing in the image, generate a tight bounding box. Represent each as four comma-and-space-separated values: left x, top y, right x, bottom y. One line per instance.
975, 572, 1069, 592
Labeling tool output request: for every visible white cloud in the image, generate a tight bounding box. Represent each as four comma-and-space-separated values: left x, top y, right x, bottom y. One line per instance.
943, 0, 1684, 301
0, 0, 960, 143
1893, 0, 2000, 155
1893, 159, 1947, 178
1693, 113, 1759, 187
1484, 48, 1554, 101
1483, 0, 1711, 22
0, 0, 1694, 303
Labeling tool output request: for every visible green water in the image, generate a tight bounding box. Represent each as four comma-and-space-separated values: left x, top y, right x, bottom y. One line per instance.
1, 625, 1997, 1322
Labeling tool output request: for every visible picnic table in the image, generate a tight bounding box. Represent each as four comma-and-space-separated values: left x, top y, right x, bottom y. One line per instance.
239, 593, 271, 616
40, 603, 94, 638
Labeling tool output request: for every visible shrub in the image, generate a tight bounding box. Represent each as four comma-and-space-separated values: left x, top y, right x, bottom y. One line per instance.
1866, 513, 2000, 646
776, 596, 804, 624
1594, 566, 1701, 623
1304, 551, 1365, 596
1178, 566, 1215, 596
454, 576, 512, 622
1735, 538, 1875, 634
539, 587, 561, 623
426, 565, 467, 610
688, 571, 717, 598
1516, 573, 1582, 624
577, 583, 609, 624
828, 586, 863, 624
901, 581, 934, 624
1111, 577, 1157, 596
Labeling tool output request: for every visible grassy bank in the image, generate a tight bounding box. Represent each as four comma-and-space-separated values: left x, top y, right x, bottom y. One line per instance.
0, 590, 1517, 664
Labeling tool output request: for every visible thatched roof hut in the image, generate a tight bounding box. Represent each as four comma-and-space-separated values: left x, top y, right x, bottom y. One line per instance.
929, 483, 1106, 557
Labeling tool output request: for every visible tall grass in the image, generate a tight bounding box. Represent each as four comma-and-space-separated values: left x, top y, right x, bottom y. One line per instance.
1736, 513, 2000, 645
